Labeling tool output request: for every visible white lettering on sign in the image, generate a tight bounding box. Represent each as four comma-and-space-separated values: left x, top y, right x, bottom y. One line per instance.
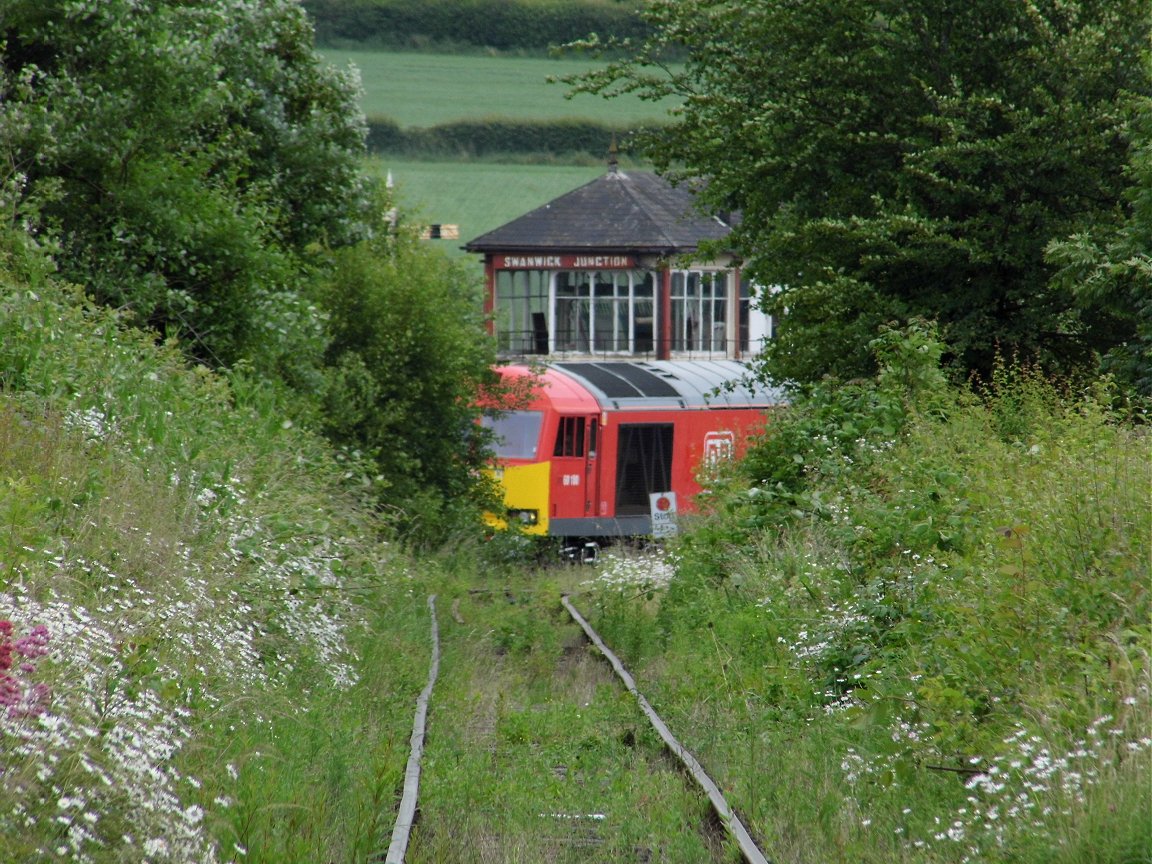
572, 255, 631, 268
498, 255, 563, 269
562, 474, 581, 487
649, 491, 678, 538
494, 254, 637, 270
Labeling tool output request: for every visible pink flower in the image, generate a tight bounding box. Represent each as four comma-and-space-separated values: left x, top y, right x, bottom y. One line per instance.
15, 625, 50, 659
0, 675, 20, 707
0, 623, 54, 718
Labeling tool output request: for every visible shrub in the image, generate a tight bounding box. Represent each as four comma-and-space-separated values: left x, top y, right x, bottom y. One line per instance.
316, 217, 500, 545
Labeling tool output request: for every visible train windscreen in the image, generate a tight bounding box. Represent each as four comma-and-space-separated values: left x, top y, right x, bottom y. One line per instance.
481, 411, 544, 460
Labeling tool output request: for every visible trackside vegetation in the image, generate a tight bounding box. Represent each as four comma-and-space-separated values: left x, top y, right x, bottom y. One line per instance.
578, 324, 1150, 863
0, 239, 463, 862
1, 263, 1147, 861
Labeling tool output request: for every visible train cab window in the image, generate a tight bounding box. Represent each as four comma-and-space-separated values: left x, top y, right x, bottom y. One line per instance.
554, 416, 586, 457
481, 411, 544, 460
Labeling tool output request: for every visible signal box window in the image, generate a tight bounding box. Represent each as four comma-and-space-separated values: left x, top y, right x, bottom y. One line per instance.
554, 416, 586, 457
671, 270, 728, 353
494, 271, 549, 354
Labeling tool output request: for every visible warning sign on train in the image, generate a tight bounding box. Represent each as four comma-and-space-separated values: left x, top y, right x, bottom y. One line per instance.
649, 492, 678, 538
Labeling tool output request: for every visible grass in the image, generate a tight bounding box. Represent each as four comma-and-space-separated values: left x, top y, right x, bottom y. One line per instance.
332, 48, 673, 265
405, 566, 730, 863
320, 49, 678, 128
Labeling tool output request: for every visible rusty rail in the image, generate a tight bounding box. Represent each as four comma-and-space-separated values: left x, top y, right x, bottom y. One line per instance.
384, 594, 441, 864
561, 594, 772, 864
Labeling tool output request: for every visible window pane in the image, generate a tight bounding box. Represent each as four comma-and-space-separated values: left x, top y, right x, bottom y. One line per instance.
553, 416, 586, 457
495, 271, 549, 354
481, 411, 544, 460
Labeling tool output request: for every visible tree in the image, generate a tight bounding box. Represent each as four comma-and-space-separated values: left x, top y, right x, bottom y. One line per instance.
2, 0, 507, 538
1047, 92, 1152, 396
567, 0, 1150, 387
0, 0, 371, 374
317, 213, 500, 543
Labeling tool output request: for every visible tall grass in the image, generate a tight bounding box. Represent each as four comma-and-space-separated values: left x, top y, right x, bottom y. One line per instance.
579, 350, 1151, 863
0, 239, 441, 862
402, 562, 729, 864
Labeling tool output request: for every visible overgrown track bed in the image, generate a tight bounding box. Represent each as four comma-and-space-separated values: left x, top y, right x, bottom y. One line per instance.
384, 594, 442, 864
562, 595, 770, 864
389, 583, 757, 863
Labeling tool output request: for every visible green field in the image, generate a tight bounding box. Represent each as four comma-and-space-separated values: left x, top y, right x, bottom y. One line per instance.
373, 158, 608, 257
341, 48, 669, 263
322, 48, 677, 127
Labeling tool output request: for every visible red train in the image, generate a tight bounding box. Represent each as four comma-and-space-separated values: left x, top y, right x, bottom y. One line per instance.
482, 361, 785, 540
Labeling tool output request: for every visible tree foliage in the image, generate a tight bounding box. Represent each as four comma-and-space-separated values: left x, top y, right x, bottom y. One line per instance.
317, 215, 500, 543
1, 0, 371, 372
567, 0, 1150, 388
1047, 94, 1152, 396
1, 0, 504, 531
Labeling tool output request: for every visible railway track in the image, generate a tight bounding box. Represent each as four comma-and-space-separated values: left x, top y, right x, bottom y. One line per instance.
380, 587, 771, 864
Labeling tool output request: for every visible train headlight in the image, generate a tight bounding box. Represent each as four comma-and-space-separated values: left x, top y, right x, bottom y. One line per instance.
508, 508, 538, 526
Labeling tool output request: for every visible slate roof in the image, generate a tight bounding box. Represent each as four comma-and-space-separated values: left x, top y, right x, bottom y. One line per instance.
464, 168, 732, 255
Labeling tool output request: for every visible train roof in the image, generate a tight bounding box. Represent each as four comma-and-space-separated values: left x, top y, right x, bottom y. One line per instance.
543, 361, 787, 410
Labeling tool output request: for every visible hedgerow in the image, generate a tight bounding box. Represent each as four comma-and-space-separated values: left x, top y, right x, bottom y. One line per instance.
305, 0, 651, 52
365, 117, 656, 158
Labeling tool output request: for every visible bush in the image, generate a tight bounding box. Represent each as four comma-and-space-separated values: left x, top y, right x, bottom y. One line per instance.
629, 325, 1151, 862
316, 216, 500, 545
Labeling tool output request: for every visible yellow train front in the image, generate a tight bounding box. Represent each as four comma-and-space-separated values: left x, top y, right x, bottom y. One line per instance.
482, 361, 785, 539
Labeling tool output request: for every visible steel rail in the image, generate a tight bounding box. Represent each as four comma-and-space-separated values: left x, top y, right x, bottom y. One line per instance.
384, 594, 441, 864
561, 594, 772, 864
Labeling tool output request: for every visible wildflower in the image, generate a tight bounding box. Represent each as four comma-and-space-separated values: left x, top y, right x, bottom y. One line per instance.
143, 837, 169, 856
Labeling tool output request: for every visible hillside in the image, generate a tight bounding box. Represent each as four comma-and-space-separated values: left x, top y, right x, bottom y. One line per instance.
0, 244, 453, 861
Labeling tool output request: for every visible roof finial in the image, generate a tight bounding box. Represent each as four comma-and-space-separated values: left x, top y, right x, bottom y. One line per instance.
608, 134, 619, 174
